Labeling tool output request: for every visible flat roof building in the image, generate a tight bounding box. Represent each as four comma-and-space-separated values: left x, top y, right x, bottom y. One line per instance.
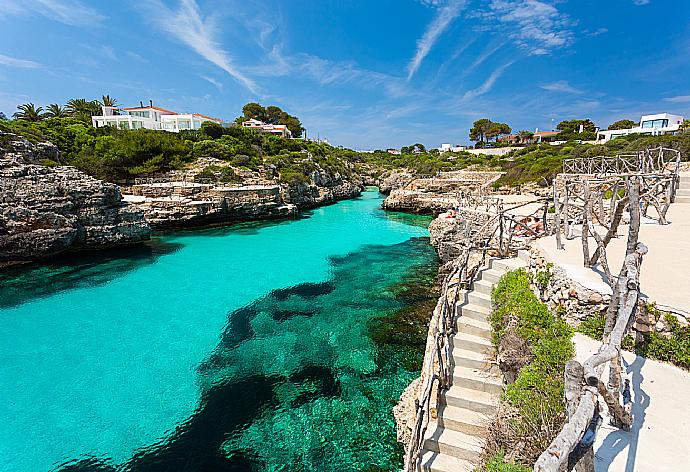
597, 113, 684, 143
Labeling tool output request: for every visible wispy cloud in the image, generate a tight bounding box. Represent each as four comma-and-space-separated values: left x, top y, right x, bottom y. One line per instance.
201, 75, 223, 92
461, 61, 513, 100
126, 51, 149, 64
540, 80, 583, 94
663, 95, 690, 103
142, 0, 258, 94
633, 0, 651, 5
407, 0, 467, 79
463, 40, 506, 76
0, 53, 40, 69
0, 0, 105, 26
479, 0, 574, 55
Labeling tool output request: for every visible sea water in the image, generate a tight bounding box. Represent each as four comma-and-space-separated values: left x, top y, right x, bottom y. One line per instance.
0, 188, 437, 471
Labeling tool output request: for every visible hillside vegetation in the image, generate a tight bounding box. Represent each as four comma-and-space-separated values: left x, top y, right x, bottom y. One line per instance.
1, 116, 688, 186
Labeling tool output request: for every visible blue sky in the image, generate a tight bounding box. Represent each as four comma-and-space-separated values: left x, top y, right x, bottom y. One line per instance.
1, 0, 689, 149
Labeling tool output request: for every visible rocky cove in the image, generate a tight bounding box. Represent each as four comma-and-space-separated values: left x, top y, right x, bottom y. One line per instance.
0, 132, 365, 265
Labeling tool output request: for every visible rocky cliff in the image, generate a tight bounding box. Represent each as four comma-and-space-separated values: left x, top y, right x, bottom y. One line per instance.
0, 131, 150, 267
125, 160, 363, 229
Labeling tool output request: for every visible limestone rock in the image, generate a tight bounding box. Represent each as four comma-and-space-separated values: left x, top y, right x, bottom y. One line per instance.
0, 131, 150, 266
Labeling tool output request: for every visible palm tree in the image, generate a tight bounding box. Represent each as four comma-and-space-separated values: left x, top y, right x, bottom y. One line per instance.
100, 94, 118, 107
517, 130, 534, 144
45, 103, 67, 118
13, 103, 46, 122
66, 98, 101, 122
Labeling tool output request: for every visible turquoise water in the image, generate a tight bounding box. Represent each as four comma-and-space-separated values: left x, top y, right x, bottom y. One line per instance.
0, 189, 437, 472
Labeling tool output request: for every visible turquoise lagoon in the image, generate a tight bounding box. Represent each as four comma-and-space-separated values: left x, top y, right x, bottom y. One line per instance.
0, 188, 438, 471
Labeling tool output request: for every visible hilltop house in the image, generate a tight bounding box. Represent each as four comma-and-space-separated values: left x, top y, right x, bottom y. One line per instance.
597, 113, 685, 143
91, 101, 222, 132
241, 118, 293, 138
438, 143, 468, 152
386, 149, 401, 155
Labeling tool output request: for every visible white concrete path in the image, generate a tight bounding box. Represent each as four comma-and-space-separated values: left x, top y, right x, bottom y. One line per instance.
537, 172, 690, 314
573, 333, 690, 472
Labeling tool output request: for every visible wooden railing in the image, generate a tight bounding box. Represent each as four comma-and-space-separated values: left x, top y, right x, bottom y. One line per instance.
534, 240, 646, 471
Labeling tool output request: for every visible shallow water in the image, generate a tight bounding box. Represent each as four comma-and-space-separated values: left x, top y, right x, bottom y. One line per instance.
0, 189, 437, 472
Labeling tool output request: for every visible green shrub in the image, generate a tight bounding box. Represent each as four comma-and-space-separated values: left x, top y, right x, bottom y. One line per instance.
484, 452, 531, 472
488, 269, 574, 467
38, 159, 59, 167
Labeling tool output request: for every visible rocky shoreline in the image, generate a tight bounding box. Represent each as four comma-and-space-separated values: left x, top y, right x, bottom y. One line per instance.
0, 132, 365, 266
0, 131, 151, 267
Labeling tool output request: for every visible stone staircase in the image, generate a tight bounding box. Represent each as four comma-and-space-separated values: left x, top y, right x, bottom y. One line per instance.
419, 256, 526, 472
674, 172, 690, 204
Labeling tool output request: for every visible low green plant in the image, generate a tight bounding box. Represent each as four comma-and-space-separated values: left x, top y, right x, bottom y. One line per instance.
487, 269, 574, 467
484, 452, 531, 472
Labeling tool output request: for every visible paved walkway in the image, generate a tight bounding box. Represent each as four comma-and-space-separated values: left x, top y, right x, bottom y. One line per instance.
537, 172, 690, 314
573, 333, 690, 472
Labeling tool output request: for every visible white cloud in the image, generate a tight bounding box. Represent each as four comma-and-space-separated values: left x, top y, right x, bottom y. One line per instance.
480, 0, 573, 55
461, 61, 513, 100
464, 40, 506, 76
407, 0, 467, 79
633, 0, 651, 5
0, 0, 105, 26
200, 75, 223, 92
142, 0, 258, 94
540, 80, 583, 94
663, 95, 690, 103
0, 53, 40, 68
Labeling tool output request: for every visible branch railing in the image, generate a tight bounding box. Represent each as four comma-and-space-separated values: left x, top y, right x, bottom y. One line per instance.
534, 240, 644, 471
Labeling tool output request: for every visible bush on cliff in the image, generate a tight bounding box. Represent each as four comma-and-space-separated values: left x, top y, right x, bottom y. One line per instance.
486, 269, 574, 468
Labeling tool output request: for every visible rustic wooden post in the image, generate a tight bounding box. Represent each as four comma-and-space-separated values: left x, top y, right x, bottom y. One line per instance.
626, 176, 641, 256
564, 182, 571, 239
554, 179, 564, 250
582, 181, 591, 267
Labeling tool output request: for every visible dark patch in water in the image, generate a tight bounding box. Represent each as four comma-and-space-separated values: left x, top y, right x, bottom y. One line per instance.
271, 308, 318, 322
54, 457, 117, 472
288, 364, 341, 407
0, 240, 182, 309
123, 375, 280, 472
271, 281, 335, 301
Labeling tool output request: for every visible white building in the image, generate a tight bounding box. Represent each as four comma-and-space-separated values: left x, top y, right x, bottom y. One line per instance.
92, 102, 222, 132
438, 143, 468, 152
597, 113, 685, 143
241, 118, 292, 138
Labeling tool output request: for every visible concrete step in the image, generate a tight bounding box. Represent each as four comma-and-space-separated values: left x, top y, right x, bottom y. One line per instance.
453, 365, 503, 395
423, 426, 484, 462
472, 278, 494, 296
419, 450, 475, 472
456, 302, 490, 322
442, 385, 500, 414
452, 347, 493, 370
456, 315, 492, 339
490, 257, 526, 272
675, 196, 690, 204
437, 404, 491, 437
452, 331, 494, 355
676, 188, 690, 197
479, 268, 503, 284
468, 291, 492, 309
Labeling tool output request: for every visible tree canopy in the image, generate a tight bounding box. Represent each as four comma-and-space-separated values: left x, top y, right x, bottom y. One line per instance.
469, 118, 512, 145
607, 119, 637, 130
239, 102, 304, 138
556, 119, 596, 134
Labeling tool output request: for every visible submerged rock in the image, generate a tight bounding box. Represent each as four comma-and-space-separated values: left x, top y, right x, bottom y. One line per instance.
0, 131, 150, 267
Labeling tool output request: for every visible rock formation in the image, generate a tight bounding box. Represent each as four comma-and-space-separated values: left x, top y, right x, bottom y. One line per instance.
0, 131, 150, 267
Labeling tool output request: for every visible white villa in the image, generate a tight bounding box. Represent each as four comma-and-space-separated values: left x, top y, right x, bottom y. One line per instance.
438, 143, 469, 152
92, 101, 223, 132
241, 118, 292, 138
597, 113, 685, 143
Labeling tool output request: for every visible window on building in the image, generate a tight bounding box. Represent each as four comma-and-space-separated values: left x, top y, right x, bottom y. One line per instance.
119, 121, 130, 130
178, 120, 191, 129
129, 111, 150, 118
641, 119, 668, 129
131, 121, 143, 129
